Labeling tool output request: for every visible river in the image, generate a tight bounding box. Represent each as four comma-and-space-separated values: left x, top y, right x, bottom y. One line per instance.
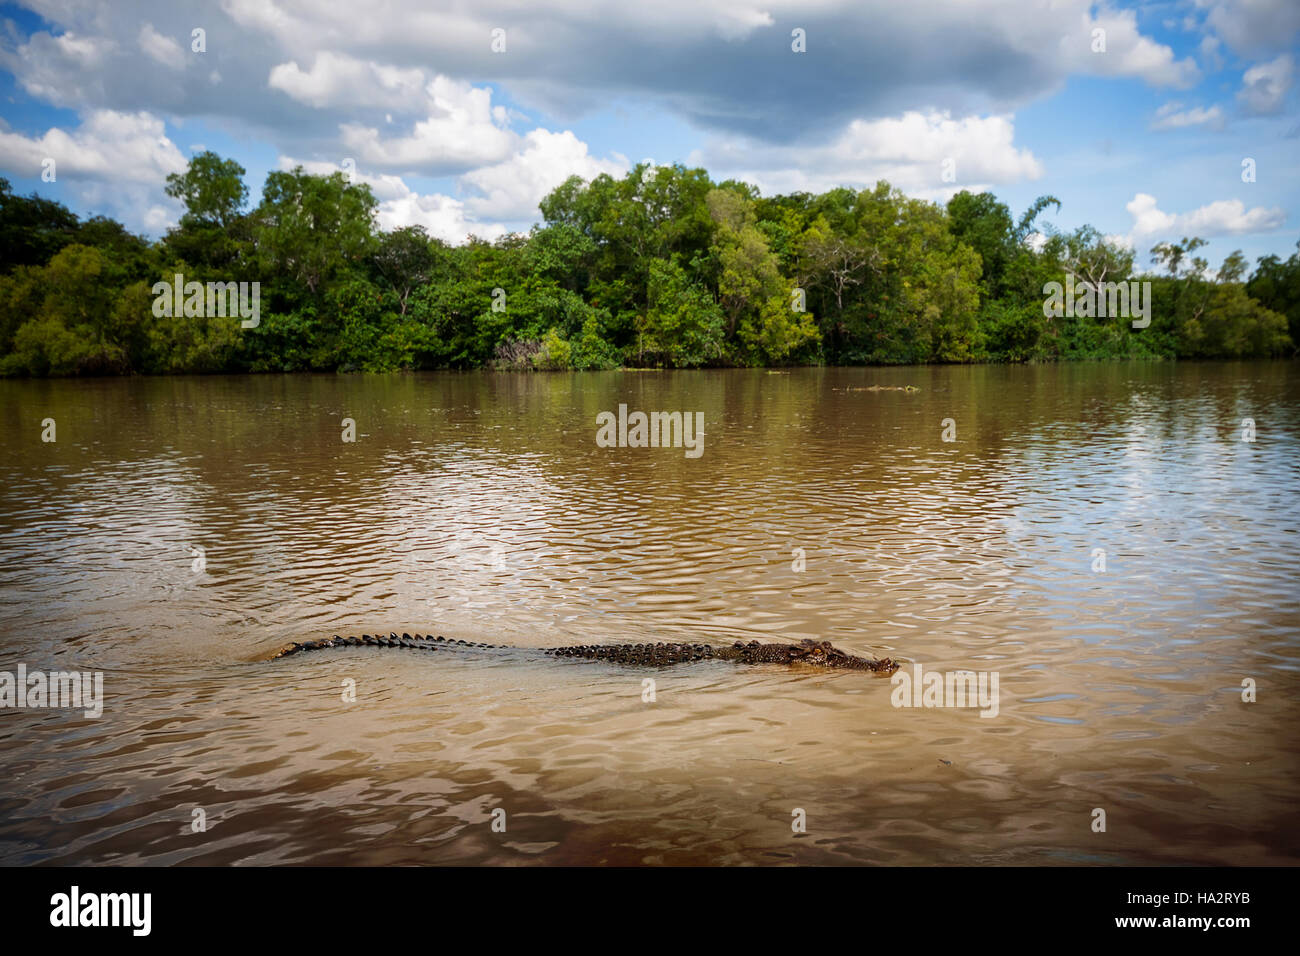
0, 362, 1296, 864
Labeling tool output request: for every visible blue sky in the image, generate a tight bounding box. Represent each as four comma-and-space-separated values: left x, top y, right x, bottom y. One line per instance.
0, 0, 1296, 275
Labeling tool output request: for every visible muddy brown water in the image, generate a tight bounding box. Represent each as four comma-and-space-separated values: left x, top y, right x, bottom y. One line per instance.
0, 363, 1296, 865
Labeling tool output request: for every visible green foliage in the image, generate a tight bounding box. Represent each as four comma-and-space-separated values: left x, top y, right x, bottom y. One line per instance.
708, 187, 820, 364
145, 300, 243, 373
947, 191, 1015, 298
253, 166, 377, 295
372, 226, 438, 315
636, 257, 725, 368
165, 152, 249, 229
977, 298, 1047, 362
0, 178, 80, 273
532, 329, 572, 370
328, 277, 392, 371
1178, 282, 1290, 358
569, 314, 622, 369
241, 308, 321, 372
3, 312, 103, 375
0, 245, 138, 375
1247, 241, 1300, 353
0, 155, 1293, 376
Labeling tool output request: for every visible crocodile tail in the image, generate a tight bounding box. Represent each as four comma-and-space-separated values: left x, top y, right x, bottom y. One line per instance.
271, 632, 502, 659
273, 633, 421, 658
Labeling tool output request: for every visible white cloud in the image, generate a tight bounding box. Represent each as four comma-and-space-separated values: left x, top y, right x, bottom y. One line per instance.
269, 51, 425, 110
0, 30, 114, 107
0, 109, 187, 184
137, 24, 185, 70
123, 1, 1204, 139
1069, 7, 1200, 87
462, 128, 627, 220
0, 109, 189, 233
142, 203, 176, 233
278, 155, 506, 244
1179, 198, 1287, 235
696, 110, 1042, 199
63, 179, 180, 235
1124, 192, 1285, 240
339, 76, 517, 174
707, 5, 775, 41
1151, 102, 1225, 130
1201, 0, 1300, 56
1237, 53, 1294, 115
0, 1, 1206, 156
282, 129, 627, 239
378, 191, 506, 244
1124, 194, 1178, 236
276, 156, 411, 202
0, 1, 1289, 248
1102, 231, 1135, 251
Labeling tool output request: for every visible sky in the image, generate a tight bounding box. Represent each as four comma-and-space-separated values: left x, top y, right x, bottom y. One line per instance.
0, 0, 1296, 275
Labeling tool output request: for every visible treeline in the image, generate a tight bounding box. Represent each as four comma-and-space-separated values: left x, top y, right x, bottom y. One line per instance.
0, 154, 1296, 376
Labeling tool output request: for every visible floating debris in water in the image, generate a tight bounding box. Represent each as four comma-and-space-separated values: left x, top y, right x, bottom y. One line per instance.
833, 385, 920, 392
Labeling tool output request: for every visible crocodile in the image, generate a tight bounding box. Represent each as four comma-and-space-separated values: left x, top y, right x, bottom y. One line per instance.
271, 633, 897, 672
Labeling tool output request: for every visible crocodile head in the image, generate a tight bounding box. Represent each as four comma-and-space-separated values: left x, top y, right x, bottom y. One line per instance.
791, 639, 898, 672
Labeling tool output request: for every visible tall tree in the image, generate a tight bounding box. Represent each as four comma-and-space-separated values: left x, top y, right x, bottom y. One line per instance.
253, 166, 377, 295
372, 225, 437, 315
165, 152, 249, 229
1247, 241, 1300, 352
0, 177, 80, 273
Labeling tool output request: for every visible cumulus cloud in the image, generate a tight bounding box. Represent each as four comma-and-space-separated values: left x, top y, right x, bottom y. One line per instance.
694, 111, 1042, 199
283, 125, 626, 238
461, 128, 627, 220
77, 179, 179, 233
1200, 0, 1300, 56
137, 24, 185, 70
1237, 53, 1294, 115
339, 76, 518, 175
1178, 198, 1287, 235
1151, 102, 1225, 130
276, 156, 410, 202
0, 1, 1283, 245
0, 30, 115, 107
269, 51, 425, 110
2, 1, 1201, 142
0, 109, 187, 183
277, 155, 505, 244
0, 109, 190, 232
1124, 194, 1178, 237
378, 192, 506, 244
1123, 192, 1285, 240
1069, 6, 1199, 87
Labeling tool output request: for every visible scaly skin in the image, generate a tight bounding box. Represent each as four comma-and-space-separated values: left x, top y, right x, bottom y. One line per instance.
272, 634, 897, 673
